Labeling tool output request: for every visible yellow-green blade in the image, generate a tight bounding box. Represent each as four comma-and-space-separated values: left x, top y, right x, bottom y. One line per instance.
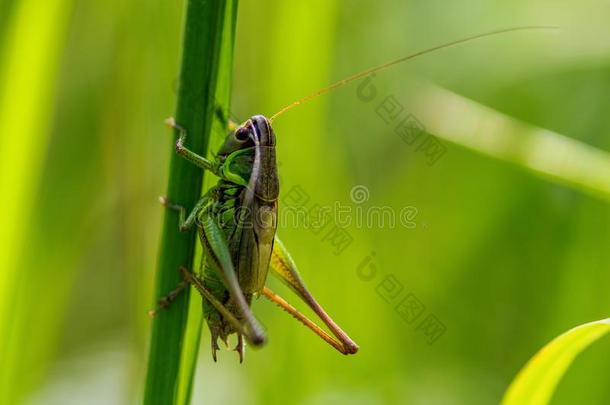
502, 318, 610, 405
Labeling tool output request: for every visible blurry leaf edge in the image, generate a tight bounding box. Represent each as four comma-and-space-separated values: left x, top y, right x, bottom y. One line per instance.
501, 318, 610, 405
408, 83, 610, 202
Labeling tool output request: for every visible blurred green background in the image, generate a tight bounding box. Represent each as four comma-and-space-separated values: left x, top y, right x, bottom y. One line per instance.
1, 0, 609, 404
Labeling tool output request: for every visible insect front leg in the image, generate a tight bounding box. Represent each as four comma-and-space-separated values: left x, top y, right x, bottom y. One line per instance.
266, 237, 359, 355
165, 117, 220, 174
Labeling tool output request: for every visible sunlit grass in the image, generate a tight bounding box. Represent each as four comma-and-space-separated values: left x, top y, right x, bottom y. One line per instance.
1, 1, 609, 404
502, 319, 610, 405
407, 82, 610, 200
0, 0, 73, 402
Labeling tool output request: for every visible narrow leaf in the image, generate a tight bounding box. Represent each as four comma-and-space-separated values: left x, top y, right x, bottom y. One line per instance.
502, 318, 610, 405
408, 83, 610, 201
143, 1, 238, 404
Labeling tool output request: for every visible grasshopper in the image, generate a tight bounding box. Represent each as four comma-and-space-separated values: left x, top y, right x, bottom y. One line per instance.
152, 26, 556, 362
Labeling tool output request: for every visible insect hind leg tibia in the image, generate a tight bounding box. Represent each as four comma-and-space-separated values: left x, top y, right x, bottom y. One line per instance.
270, 237, 359, 354
261, 287, 356, 355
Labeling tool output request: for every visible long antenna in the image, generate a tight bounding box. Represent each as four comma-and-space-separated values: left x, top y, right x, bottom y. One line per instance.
269, 26, 558, 122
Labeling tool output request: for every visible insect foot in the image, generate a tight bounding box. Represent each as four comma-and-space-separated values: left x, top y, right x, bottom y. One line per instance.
234, 334, 245, 363
148, 278, 188, 317
164, 116, 182, 131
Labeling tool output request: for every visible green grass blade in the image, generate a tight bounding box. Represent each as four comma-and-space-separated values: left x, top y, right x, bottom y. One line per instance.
408, 83, 610, 201
501, 318, 610, 405
175, 6, 239, 403
143, 1, 238, 404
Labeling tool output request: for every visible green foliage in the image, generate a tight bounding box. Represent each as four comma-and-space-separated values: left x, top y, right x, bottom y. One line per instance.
502, 319, 610, 405
143, 1, 238, 404
1, 1, 609, 404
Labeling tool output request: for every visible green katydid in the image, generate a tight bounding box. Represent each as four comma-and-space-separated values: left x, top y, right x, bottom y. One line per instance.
151, 26, 557, 362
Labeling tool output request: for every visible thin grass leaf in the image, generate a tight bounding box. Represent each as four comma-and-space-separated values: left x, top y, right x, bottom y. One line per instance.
174, 2, 239, 403
143, 1, 238, 404
501, 318, 610, 405
407, 83, 610, 201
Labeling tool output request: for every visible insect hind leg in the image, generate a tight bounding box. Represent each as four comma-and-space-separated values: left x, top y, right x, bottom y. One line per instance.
180, 267, 265, 355
148, 275, 188, 317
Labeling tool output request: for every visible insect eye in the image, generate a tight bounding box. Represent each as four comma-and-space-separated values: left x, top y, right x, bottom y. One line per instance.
234, 127, 250, 142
